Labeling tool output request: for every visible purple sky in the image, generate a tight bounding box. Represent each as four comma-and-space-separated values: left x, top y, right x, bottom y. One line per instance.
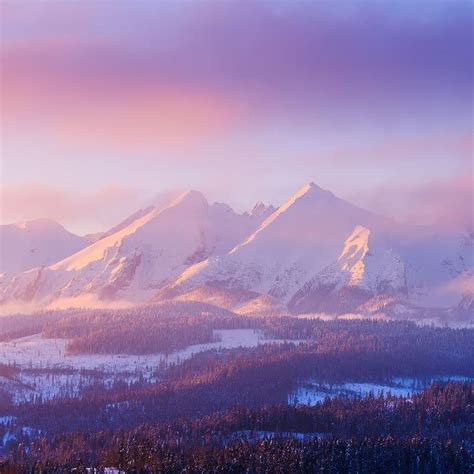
1, 1, 472, 234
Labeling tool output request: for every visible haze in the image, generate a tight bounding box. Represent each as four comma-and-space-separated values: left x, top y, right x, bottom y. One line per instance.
1, 1, 472, 234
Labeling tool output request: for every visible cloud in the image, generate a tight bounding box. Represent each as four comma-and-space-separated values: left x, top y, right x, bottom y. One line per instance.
348, 174, 473, 228
3, 2, 471, 102
1, 1, 471, 154
47, 294, 134, 311
0, 183, 148, 234
324, 133, 473, 166
2, 66, 246, 155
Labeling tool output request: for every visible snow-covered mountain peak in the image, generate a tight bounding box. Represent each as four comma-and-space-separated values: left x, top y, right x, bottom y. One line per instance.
251, 201, 266, 216
250, 201, 276, 219
288, 225, 408, 313
15, 218, 65, 233
169, 190, 209, 210
291, 182, 317, 201
0, 219, 88, 273
0, 189, 267, 307
297, 182, 333, 198
302, 181, 320, 191
48, 191, 210, 274
279, 181, 340, 214
228, 182, 358, 257
170, 185, 385, 305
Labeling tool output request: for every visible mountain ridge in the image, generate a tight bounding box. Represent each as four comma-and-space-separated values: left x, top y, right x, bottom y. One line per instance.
0, 218, 88, 273
0, 183, 472, 321
0, 190, 268, 308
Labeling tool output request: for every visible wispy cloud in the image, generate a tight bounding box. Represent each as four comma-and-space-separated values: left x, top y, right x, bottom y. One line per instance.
2, 1, 471, 153
0, 183, 148, 234
348, 174, 473, 229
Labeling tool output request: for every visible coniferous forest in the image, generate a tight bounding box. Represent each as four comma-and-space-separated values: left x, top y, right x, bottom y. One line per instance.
0, 308, 473, 472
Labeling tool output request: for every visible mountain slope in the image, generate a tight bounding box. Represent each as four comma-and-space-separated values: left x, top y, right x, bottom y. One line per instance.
0, 191, 263, 308
167, 183, 394, 303
1, 184, 471, 319
162, 184, 472, 318
289, 225, 408, 313
0, 219, 88, 273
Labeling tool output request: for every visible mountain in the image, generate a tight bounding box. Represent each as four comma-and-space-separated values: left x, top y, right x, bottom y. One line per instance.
83, 206, 158, 244
0, 191, 265, 308
166, 183, 393, 300
289, 225, 409, 314
160, 183, 472, 318
249, 201, 276, 220
0, 184, 472, 320
0, 219, 88, 273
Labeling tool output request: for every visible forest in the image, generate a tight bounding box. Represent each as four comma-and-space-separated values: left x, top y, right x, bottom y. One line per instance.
2, 383, 472, 472
0, 308, 473, 471
3, 302, 473, 356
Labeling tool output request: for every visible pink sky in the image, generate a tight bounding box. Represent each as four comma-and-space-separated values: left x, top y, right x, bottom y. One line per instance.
1, 1, 472, 234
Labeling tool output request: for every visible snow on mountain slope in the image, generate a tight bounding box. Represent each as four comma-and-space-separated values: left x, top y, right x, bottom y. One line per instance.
0, 219, 88, 273
287, 225, 473, 316
83, 201, 186, 244
168, 183, 393, 304
393, 227, 473, 308
162, 184, 472, 318
0, 191, 263, 308
1, 184, 471, 319
95, 206, 155, 242
289, 225, 408, 314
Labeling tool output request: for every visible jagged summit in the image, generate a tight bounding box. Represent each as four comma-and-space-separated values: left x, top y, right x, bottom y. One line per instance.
169, 190, 209, 209
251, 201, 266, 215
0, 189, 263, 307
296, 182, 334, 197
250, 201, 276, 219
270, 182, 338, 219
228, 180, 369, 258
171, 183, 391, 303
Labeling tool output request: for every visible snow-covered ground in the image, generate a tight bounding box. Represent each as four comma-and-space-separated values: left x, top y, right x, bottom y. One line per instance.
230, 430, 328, 442
1, 424, 35, 449
0, 329, 300, 404
2, 329, 469, 407
0, 416, 16, 426
0, 329, 295, 372
288, 376, 473, 406
0, 372, 129, 405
